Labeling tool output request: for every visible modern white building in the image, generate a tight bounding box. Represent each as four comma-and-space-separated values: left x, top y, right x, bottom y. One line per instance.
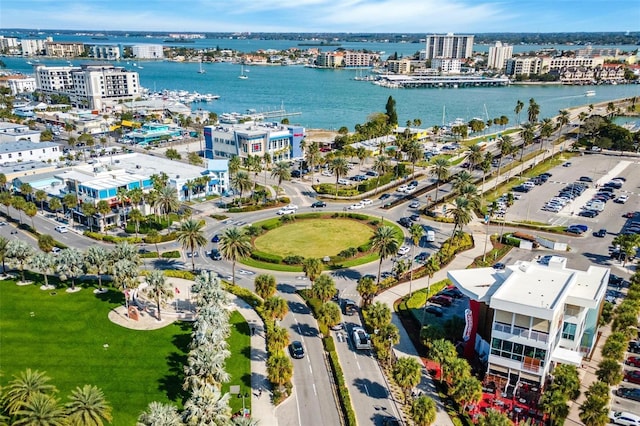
0, 36, 20, 54
5, 76, 37, 95
505, 57, 544, 76
88, 45, 121, 60
488, 41, 513, 70
131, 44, 164, 59
0, 122, 42, 143
20, 38, 48, 56
431, 58, 461, 74
425, 33, 474, 59
34, 64, 140, 110
448, 257, 608, 391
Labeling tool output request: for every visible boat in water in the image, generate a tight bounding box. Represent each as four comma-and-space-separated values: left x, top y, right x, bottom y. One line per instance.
238, 65, 248, 80
585, 90, 596, 97
197, 61, 206, 74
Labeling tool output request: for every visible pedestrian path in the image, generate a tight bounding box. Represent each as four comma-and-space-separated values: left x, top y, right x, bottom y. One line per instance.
374, 227, 487, 426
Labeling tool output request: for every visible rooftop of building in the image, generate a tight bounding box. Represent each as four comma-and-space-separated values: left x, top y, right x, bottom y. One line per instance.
93, 153, 206, 183
0, 161, 57, 176
0, 141, 59, 153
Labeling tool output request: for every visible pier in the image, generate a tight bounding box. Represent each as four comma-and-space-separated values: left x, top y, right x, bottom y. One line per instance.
372, 75, 511, 89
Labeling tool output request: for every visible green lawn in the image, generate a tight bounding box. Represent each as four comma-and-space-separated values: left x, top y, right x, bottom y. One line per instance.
253, 218, 374, 258
223, 311, 252, 415
0, 278, 251, 425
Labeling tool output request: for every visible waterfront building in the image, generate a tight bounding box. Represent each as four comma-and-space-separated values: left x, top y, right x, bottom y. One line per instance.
34, 64, 140, 110
35, 109, 109, 135
88, 44, 121, 60
2, 75, 37, 95
20, 38, 48, 56
44, 41, 85, 58
0, 122, 42, 143
343, 51, 379, 68
544, 56, 605, 71
131, 44, 164, 59
116, 99, 191, 117
315, 51, 344, 68
350, 135, 398, 156
425, 33, 474, 59
488, 41, 513, 70
0, 140, 61, 163
576, 46, 620, 58
121, 122, 183, 145
0, 36, 20, 55
204, 121, 305, 161
387, 58, 413, 74
505, 57, 544, 76
431, 58, 461, 74
448, 257, 608, 390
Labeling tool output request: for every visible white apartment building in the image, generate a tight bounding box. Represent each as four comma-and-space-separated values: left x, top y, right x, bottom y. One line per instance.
45, 42, 85, 58
425, 33, 474, 59
0, 36, 20, 54
6, 76, 37, 95
20, 38, 48, 56
0, 141, 61, 163
448, 257, 608, 391
131, 44, 164, 59
315, 51, 344, 68
543, 56, 605, 71
431, 58, 461, 74
505, 57, 544, 76
0, 122, 41, 143
34, 64, 140, 110
488, 41, 513, 70
88, 45, 121, 60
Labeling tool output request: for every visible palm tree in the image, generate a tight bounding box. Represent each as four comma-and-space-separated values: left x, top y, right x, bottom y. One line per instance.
364, 301, 391, 331
266, 353, 293, 390
449, 197, 472, 236
540, 389, 569, 426
231, 171, 252, 207
312, 274, 336, 303
228, 155, 241, 179
218, 227, 252, 285
411, 395, 436, 426
5, 369, 58, 415
328, 157, 349, 196
408, 223, 424, 297
514, 99, 524, 125
96, 200, 111, 233
317, 302, 341, 331
48, 197, 62, 220
452, 170, 473, 194
268, 326, 290, 353
540, 117, 555, 161
441, 356, 470, 384
478, 410, 512, 426
467, 144, 483, 169
34, 189, 47, 212
84, 246, 111, 291
305, 142, 321, 182
65, 384, 113, 426
7, 239, 34, 282
270, 161, 291, 196
406, 141, 423, 176
372, 155, 389, 194
81, 202, 97, 232
426, 339, 457, 380
154, 186, 179, 221
182, 384, 231, 426
392, 356, 422, 403
450, 375, 482, 412
596, 358, 622, 385
356, 275, 378, 307
13, 392, 67, 426
56, 248, 85, 290
254, 273, 277, 300
265, 296, 289, 320
0, 191, 11, 216
527, 98, 540, 124
493, 135, 513, 190
145, 270, 173, 321
137, 401, 183, 426
176, 219, 207, 271
422, 255, 440, 305
12, 195, 26, 224
579, 396, 609, 426
30, 252, 54, 288
128, 208, 144, 237
0, 235, 8, 273
370, 225, 400, 285
116, 187, 129, 227
302, 258, 322, 283
430, 157, 449, 203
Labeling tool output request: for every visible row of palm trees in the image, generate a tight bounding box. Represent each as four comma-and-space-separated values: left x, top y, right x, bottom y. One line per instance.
0, 369, 112, 426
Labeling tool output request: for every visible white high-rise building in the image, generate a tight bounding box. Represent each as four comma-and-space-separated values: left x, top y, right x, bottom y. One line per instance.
131, 44, 164, 59
20, 39, 47, 56
425, 33, 474, 59
488, 41, 513, 70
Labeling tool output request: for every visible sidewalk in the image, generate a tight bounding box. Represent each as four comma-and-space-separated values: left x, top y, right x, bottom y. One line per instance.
374, 228, 487, 426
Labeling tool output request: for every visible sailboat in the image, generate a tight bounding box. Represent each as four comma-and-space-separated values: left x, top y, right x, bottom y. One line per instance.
238, 65, 248, 80
197, 61, 206, 74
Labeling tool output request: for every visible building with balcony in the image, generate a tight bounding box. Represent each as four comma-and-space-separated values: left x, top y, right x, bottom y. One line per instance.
343, 51, 379, 68
425, 33, 474, 59
44, 41, 85, 58
88, 45, 121, 60
0, 36, 20, 54
387, 58, 414, 74
505, 57, 544, 76
204, 121, 305, 161
4, 75, 37, 95
488, 41, 513, 70
315, 51, 344, 68
21, 38, 48, 56
131, 44, 164, 59
431, 58, 461, 74
448, 257, 608, 392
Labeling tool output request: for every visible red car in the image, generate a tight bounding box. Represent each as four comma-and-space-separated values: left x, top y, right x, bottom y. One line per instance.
624, 370, 640, 385
429, 295, 453, 307
626, 356, 640, 368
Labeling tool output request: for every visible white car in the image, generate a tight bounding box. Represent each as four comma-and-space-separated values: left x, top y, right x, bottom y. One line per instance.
321, 170, 332, 177
54, 225, 69, 233
285, 204, 299, 210
349, 203, 364, 210
409, 201, 421, 208
615, 195, 629, 204
397, 246, 410, 256
404, 186, 417, 193
397, 185, 409, 192
277, 208, 296, 215
338, 178, 349, 185
51, 247, 61, 254
360, 199, 373, 206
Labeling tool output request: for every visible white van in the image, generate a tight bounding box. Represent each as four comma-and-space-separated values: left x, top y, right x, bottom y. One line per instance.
426, 230, 435, 242
610, 411, 640, 426
54, 225, 69, 233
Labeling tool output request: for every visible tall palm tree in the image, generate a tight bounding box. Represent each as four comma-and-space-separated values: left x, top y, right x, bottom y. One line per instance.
312, 274, 336, 303
218, 227, 252, 285
30, 252, 54, 288
540, 117, 555, 161
493, 135, 513, 190
449, 197, 472, 236
95, 200, 111, 234
154, 186, 179, 221
578, 396, 609, 426
13, 392, 67, 426
408, 223, 424, 297
6, 239, 34, 282
84, 246, 111, 291
176, 219, 207, 271
557, 109, 571, 151
479, 152, 492, 202
0, 235, 8, 273
452, 170, 473, 194
540, 389, 570, 426
254, 273, 277, 300
372, 155, 389, 194
423, 255, 440, 303
392, 356, 422, 404
514, 99, 524, 126
527, 98, 540, 124
65, 384, 113, 426
370, 225, 400, 285
519, 122, 536, 174
328, 157, 349, 196
137, 401, 182, 426
467, 144, 483, 169
305, 142, 321, 182
55, 248, 85, 290
406, 141, 423, 176
5, 369, 58, 415
270, 161, 291, 196
228, 155, 241, 179
364, 301, 391, 331
182, 384, 231, 426
116, 187, 129, 227
266, 353, 293, 390
128, 208, 144, 237
231, 171, 252, 207
34, 189, 47, 213
48, 197, 62, 220
145, 270, 173, 321
430, 157, 449, 203
450, 375, 483, 413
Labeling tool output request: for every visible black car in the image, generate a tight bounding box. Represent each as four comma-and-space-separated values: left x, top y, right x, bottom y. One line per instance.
492, 262, 506, 270
593, 229, 607, 238
398, 217, 413, 228
382, 417, 401, 426
579, 210, 598, 218
629, 341, 640, 354
210, 249, 222, 260
291, 170, 302, 178
424, 305, 444, 317
379, 193, 391, 200
410, 214, 421, 222
579, 176, 593, 182
610, 274, 624, 286
311, 201, 326, 208
289, 341, 305, 359
439, 287, 464, 299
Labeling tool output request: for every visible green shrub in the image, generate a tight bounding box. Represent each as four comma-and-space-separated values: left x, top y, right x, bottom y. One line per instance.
251, 251, 283, 264
162, 270, 195, 280
210, 214, 228, 220
223, 282, 264, 308
326, 343, 357, 426
83, 231, 142, 244
337, 247, 357, 259
245, 225, 264, 237
357, 241, 372, 252
139, 251, 159, 258
283, 255, 304, 265
261, 220, 282, 231
161, 250, 181, 259
323, 335, 336, 352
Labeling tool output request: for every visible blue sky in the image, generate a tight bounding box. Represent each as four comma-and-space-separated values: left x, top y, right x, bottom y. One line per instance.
1, 0, 638, 33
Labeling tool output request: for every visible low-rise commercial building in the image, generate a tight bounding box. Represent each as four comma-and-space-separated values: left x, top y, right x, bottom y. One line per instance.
431, 58, 462, 74
448, 257, 608, 392
0, 122, 42, 143
0, 140, 61, 163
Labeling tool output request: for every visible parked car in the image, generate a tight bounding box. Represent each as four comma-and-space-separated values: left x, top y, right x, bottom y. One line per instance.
423, 305, 444, 317
617, 387, 640, 402
609, 411, 640, 426
54, 225, 69, 233
186, 251, 199, 258
429, 295, 453, 307
579, 210, 599, 218
615, 195, 629, 204
348, 203, 364, 210
562, 162, 572, 167
565, 226, 586, 235
311, 201, 326, 208
625, 356, 640, 368
624, 370, 640, 385
579, 176, 593, 182
337, 178, 349, 185
629, 341, 640, 354
379, 193, 391, 200
397, 246, 411, 256
289, 341, 305, 359
594, 229, 607, 238
492, 262, 506, 270
365, 170, 378, 177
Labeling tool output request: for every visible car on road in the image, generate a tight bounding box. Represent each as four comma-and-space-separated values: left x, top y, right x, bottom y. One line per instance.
211, 234, 220, 243
186, 251, 199, 258
579, 176, 593, 182
625, 356, 640, 368
565, 226, 586, 235
0, 221, 6, 226
617, 387, 640, 402
321, 170, 332, 177
51, 247, 61, 254
238, 269, 255, 275
348, 203, 364, 210
609, 411, 640, 426
277, 208, 296, 215
209, 249, 222, 260
562, 162, 572, 167
615, 195, 629, 204
337, 178, 349, 185
360, 198, 373, 206
54, 225, 69, 233
409, 201, 421, 208
397, 185, 409, 193
410, 214, 420, 222
289, 341, 305, 359
381, 416, 402, 426
352, 327, 372, 350
414, 252, 429, 263
398, 217, 413, 228
623, 370, 640, 385
342, 299, 357, 316
593, 229, 607, 238
423, 305, 444, 317
311, 201, 326, 208
429, 295, 453, 307
379, 193, 391, 200
397, 246, 410, 256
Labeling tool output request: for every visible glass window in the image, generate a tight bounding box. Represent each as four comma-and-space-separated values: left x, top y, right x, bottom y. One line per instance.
503, 341, 513, 352
562, 322, 577, 340
513, 343, 524, 355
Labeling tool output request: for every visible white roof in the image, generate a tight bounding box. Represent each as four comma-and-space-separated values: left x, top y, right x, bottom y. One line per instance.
551, 346, 583, 367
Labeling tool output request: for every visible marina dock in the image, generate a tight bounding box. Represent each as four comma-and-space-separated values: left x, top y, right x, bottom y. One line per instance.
372, 75, 511, 89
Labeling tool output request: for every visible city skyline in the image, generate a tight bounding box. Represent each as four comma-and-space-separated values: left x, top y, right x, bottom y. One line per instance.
1, 0, 637, 34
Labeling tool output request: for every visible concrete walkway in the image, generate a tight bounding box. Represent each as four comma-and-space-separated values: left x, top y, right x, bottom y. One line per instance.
374, 226, 487, 426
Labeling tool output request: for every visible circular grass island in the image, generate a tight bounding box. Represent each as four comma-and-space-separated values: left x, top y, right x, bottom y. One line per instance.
242, 213, 404, 272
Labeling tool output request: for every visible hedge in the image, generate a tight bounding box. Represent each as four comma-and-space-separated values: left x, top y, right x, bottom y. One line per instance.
325, 339, 357, 426
356, 172, 394, 192
139, 251, 159, 258
250, 251, 283, 264
83, 231, 143, 244
140, 269, 195, 280
161, 250, 181, 259
313, 183, 360, 197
